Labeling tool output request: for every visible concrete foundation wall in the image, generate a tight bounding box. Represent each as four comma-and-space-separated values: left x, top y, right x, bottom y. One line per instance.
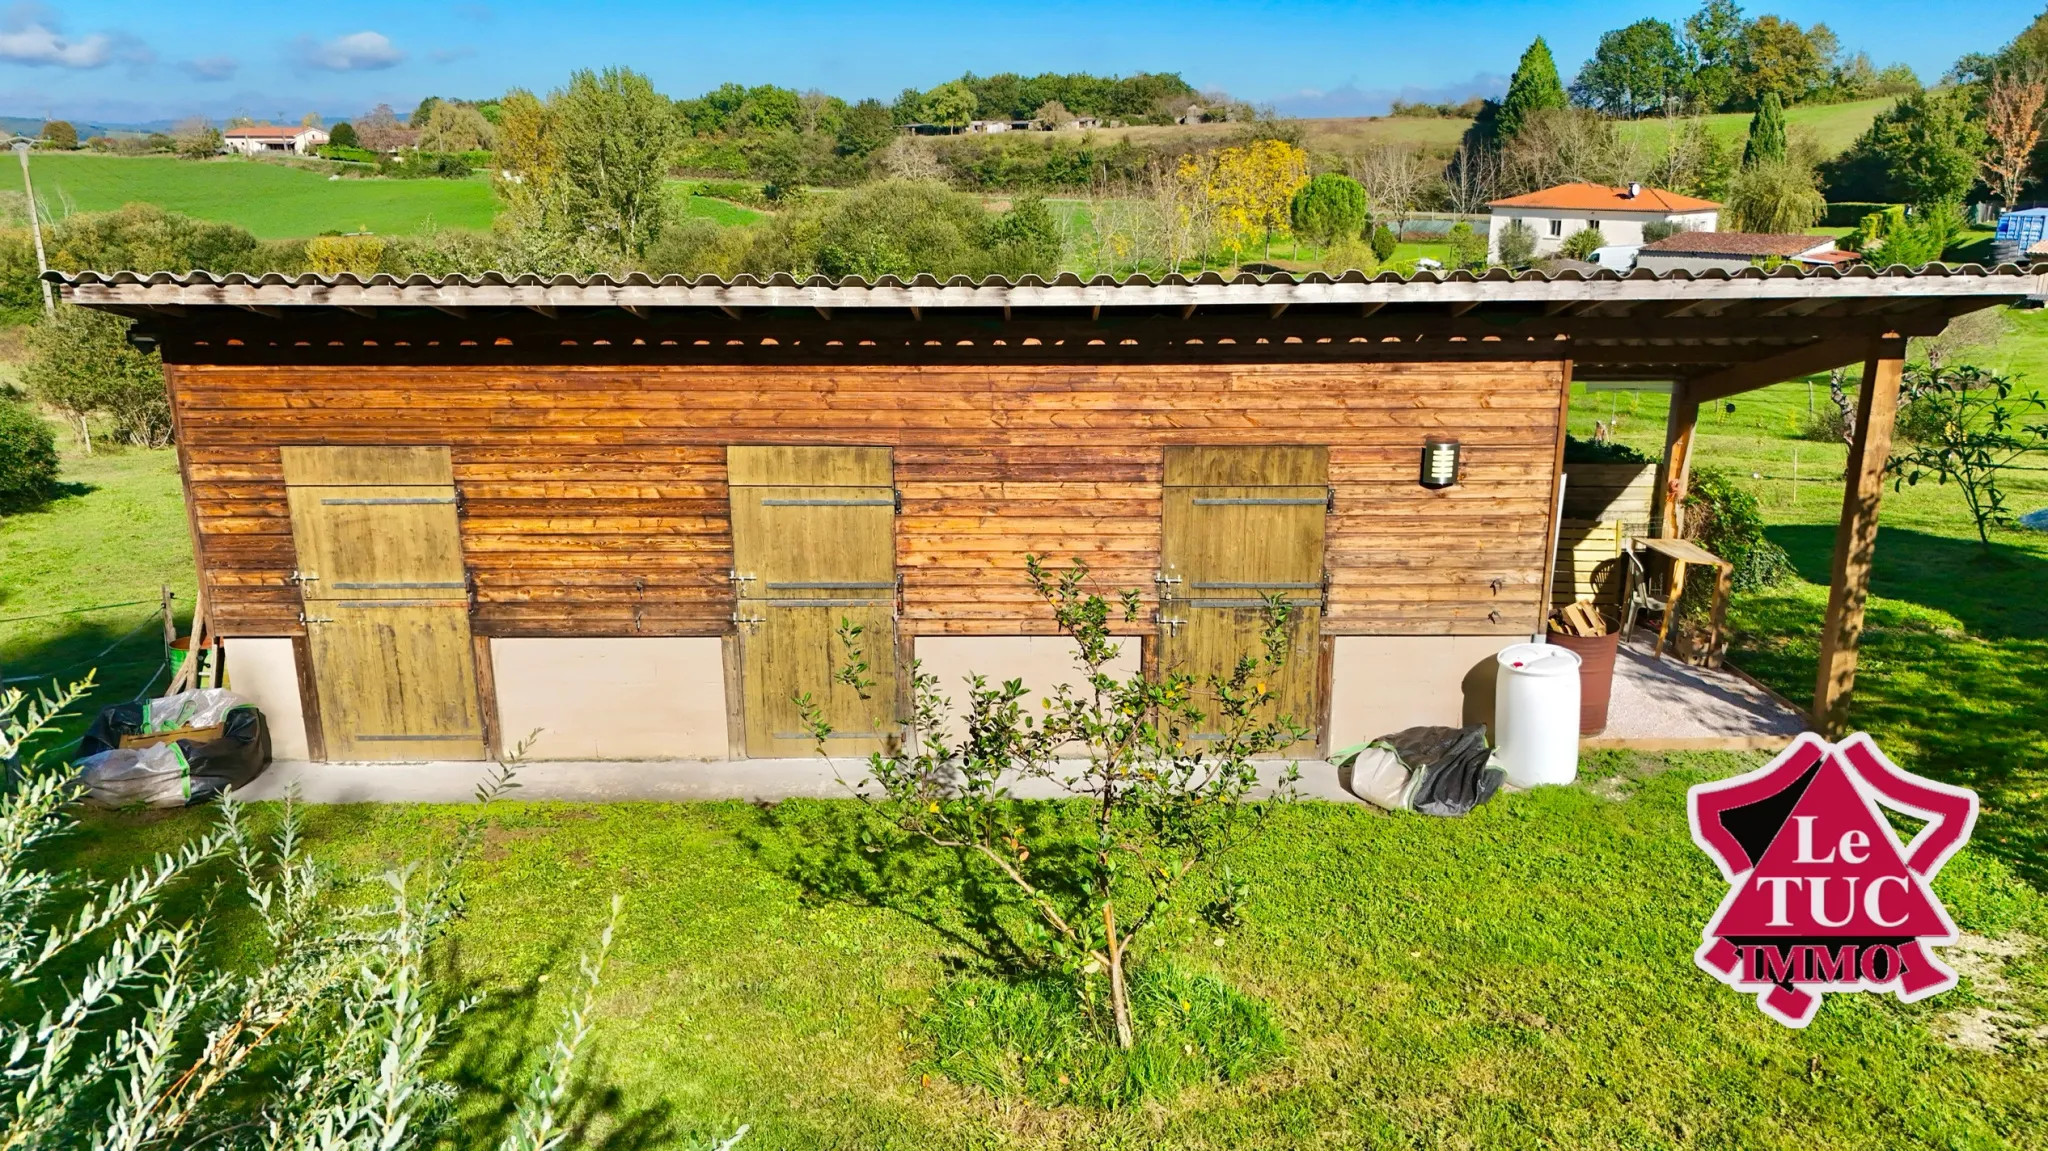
1326, 635, 1517, 749
222, 638, 310, 760
913, 636, 1139, 740
490, 637, 729, 760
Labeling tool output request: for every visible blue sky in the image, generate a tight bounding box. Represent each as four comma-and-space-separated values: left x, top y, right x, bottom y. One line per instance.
5, 1, 2042, 126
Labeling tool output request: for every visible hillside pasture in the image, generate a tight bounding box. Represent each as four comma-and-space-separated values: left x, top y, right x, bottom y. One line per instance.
1617, 96, 1895, 160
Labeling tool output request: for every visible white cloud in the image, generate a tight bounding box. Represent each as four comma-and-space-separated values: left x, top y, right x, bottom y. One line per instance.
298, 31, 405, 72
0, 4, 114, 69
180, 54, 238, 81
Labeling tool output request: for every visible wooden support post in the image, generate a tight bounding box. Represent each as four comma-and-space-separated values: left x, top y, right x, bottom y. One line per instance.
1813, 345, 1905, 738
1659, 381, 1699, 539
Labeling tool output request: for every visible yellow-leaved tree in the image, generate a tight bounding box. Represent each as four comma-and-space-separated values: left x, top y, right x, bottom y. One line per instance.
1201, 140, 1309, 264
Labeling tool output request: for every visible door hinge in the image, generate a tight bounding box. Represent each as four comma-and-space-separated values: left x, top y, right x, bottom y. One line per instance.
288, 569, 319, 585
1327, 486, 1337, 512
894, 488, 904, 514
299, 611, 335, 625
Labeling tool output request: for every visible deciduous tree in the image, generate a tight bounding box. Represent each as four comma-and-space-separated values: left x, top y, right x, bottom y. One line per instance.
1725, 156, 1825, 233
1887, 364, 2048, 549
1682, 0, 1747, 111
921, 81, 978, 132
38, 120, 76, 149
1982, 70, 2046, 205
1573, 19, 1686, 118
552, 66, 680, 260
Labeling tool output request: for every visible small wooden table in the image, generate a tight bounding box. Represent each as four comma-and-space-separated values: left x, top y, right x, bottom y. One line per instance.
1632, 537, 1734, 666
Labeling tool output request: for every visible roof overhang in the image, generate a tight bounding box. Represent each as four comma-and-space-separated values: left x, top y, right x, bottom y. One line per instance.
50, 265, 2036, 393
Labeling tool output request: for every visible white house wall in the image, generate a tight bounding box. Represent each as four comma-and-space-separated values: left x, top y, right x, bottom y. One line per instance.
1489, 208, 1719, 260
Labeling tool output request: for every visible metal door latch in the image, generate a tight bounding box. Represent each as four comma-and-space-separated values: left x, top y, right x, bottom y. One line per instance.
1153, 571, 1183, 587
728, 570, 757, 586
289, 569, 319, 585
299, 611, 335, 624
1155, 613, 1186, 635
731, 609, 765, 628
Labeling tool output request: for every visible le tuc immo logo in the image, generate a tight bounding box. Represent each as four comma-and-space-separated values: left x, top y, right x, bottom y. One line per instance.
1688, 732, 1979, 1028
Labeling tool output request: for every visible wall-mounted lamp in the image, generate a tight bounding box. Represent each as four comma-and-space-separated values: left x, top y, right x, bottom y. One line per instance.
1420, 437, 1461, 489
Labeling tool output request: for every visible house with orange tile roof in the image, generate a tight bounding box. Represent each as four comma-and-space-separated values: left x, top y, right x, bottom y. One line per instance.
223, 124, 330, 157
1487, 182, 1720, 262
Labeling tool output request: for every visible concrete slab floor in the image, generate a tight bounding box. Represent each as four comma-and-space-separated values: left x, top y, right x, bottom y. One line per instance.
1582, 636, 1807, 751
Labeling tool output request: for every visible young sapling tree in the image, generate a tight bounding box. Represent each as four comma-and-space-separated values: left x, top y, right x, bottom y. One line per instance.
1885, 363, 2048, 549
804, 556, 1302, 1049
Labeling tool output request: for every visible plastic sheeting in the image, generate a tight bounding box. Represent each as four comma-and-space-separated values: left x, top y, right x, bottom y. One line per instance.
1329, 724, 1506, 816
75, 691, 271, 808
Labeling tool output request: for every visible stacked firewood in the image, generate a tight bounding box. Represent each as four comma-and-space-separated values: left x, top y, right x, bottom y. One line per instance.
1547, 599, 1608, 638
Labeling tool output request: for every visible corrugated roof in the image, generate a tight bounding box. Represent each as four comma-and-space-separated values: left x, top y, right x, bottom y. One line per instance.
1489, 182, 1720, 213
45, 262, 2037, 314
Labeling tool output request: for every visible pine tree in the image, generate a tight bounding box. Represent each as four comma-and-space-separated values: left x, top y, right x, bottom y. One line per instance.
1743, 92, 1787, 167
1497, 37, 1568, 142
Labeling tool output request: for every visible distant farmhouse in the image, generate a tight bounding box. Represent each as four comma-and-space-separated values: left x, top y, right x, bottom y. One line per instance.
223, 124, 330, 156
1488, 183, 1720, 262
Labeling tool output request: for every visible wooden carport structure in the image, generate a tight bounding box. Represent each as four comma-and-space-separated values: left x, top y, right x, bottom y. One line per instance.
55, 264, 2030, 759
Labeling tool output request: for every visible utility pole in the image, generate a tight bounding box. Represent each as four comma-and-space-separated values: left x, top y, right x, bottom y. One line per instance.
13, 140, 54, 318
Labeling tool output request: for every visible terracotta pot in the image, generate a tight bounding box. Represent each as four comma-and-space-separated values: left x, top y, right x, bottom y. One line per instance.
1547, 623, 1620, 735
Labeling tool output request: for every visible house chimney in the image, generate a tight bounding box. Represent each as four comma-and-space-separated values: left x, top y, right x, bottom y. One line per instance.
1627, 181, 1641, 199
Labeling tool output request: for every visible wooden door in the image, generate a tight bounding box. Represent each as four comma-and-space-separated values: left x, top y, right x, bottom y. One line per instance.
283, 446, 485, 761
728, 446, 899, 757
1158, 446, 1328, 748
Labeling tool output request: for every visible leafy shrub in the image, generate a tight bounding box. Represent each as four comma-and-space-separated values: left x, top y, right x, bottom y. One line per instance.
1559, 226, 1606, 261
1563, 433, 1653, 464
1494, 218, 1537, 268
328, 120, 359, 148
0, 398, 59, 512
745, 179, 1058, 280
1445, 221, 1487, 270
22, 306, 170, 451
1369, 222, 1398, 262
1642, 218, 1689, 244
315, 144, 380, 164
379, 151, 475, 179
915, 963, 1284, 1107
1684, 466, 1794, 593
306, 234, 388, 277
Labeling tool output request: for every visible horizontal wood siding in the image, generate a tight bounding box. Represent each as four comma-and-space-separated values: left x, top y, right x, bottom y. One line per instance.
171, 360, 1563, 639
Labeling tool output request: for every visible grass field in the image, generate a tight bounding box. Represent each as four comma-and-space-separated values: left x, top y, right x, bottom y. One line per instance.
0, 153, 500, 239
1617, 96, 1895, 160
5, 307, 2048, 1147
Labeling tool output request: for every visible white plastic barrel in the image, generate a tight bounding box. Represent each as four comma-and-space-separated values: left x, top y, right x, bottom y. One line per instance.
1494, 643, 1582, 787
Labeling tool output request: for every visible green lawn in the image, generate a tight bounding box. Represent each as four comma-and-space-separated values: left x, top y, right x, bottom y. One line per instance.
0, 153, 500, 239
1618, 96, 1896, 159
5, 307, 2048, 1146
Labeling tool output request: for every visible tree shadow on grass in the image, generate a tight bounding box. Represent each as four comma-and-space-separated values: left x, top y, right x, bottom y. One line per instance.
3, 610, 180, 758
1736, 531, 2048, 887
743, 798, 1095, 979
1767, 523, 2048, 641
432, 935, 683, 1151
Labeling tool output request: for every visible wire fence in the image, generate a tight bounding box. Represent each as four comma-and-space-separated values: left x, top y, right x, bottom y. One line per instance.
0, 595, 176, 701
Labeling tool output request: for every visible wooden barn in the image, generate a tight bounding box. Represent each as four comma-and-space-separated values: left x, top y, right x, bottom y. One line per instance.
57, 267, 2025, 764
